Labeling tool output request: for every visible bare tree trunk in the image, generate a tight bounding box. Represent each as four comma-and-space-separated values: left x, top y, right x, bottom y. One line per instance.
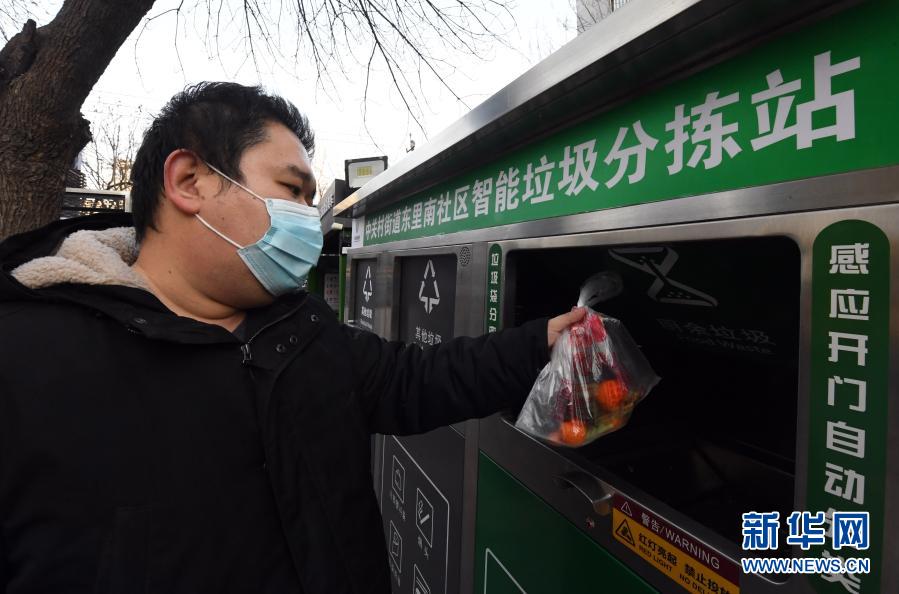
0, 0, 155, 241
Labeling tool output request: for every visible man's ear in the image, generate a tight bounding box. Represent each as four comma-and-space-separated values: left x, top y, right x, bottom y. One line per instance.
162, 149, 210, 215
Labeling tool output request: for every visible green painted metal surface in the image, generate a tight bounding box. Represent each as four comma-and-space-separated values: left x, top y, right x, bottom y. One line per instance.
806, 220, 890, 593
485, 244, 503, 334
363, 0, 899, 245
306, 266, 321, 296
338, 253, 347, 322
475, 453, 657, 594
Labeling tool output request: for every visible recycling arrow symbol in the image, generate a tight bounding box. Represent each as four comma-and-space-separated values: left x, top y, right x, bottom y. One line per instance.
362, 266, 374, 303
418, 260, 440, 314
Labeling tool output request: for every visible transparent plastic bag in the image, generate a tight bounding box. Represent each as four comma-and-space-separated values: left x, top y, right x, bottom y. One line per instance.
515, 308, 660, 448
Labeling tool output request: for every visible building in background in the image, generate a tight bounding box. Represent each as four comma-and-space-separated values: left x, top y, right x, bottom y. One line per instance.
61, 188, 129, 219
66, 152, 86, 189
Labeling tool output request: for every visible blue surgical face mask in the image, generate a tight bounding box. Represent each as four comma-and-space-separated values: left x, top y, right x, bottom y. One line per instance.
195, 163, 323, 296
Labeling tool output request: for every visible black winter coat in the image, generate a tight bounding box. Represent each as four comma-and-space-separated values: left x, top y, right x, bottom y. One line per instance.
0, 214, 550, 594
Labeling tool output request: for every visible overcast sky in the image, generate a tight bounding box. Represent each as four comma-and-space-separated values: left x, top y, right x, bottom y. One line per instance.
35, 1, 580, 199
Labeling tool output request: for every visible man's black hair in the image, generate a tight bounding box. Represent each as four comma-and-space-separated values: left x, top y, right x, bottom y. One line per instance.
130, 82, 314, 242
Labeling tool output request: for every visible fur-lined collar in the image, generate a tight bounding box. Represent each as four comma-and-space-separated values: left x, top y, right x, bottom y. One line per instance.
11, 227, 148, 291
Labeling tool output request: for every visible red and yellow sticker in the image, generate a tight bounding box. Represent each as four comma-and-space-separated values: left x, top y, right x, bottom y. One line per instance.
612, 495, 740, 594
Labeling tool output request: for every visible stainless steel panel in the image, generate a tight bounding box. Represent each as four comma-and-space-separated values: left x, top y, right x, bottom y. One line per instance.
350, 169, 899, 592
348, 243, 489, 594
345, 251, 393, 338
459, 419, 481, 594
478, 202, 899, 593
382, 243, 486, 347
346, 164, 899, 255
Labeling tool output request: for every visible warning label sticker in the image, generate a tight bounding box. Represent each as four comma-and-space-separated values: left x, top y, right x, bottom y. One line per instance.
616, 516, 637, 546
612, 495, 740, 594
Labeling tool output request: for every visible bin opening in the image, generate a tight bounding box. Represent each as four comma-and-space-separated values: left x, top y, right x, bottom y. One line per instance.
507, 236, 800, 553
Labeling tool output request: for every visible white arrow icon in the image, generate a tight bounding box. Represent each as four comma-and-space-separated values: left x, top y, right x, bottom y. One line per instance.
418, 260, 440, 314
362, 266, 373, 303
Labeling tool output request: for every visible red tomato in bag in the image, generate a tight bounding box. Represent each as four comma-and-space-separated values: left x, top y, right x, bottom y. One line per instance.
594, 378, 628, 411
559, 419, 587, 446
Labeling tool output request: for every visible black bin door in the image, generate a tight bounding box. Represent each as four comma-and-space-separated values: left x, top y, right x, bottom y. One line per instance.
399, 255, 457, 347
353, 259, 378, 331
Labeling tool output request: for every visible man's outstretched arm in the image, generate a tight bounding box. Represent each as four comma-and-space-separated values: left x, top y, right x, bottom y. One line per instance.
347, 308, 586, 436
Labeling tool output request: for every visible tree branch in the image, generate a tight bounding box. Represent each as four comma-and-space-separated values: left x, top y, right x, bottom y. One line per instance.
0, 19, 36, 88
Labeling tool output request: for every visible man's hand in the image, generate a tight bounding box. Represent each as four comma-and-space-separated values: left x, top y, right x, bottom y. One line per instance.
548, 306, 587, 348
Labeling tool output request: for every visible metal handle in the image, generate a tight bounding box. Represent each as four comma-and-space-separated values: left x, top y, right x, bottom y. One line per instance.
553, 471, 613, 516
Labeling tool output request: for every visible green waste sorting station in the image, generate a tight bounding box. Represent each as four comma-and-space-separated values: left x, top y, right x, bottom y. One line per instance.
331, 1, 898, 592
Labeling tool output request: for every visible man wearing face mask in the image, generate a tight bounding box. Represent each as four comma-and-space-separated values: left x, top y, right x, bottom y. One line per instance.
0, 82, 584, 593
